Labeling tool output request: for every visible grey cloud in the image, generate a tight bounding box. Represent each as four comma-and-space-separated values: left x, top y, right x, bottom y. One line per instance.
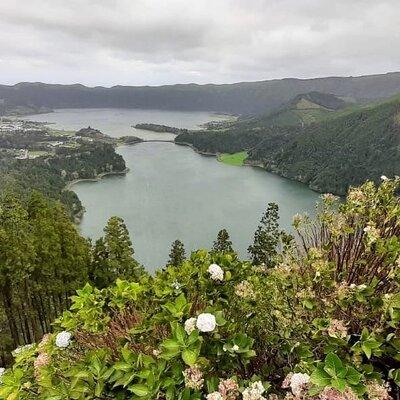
0, 0, 399, 85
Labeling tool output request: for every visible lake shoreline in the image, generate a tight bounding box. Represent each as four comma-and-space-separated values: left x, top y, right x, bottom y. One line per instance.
175, 140, 329, 195
64, 168, 130, 191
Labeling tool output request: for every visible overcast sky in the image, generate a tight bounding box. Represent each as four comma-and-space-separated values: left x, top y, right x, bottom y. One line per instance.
0, 0, 399, 87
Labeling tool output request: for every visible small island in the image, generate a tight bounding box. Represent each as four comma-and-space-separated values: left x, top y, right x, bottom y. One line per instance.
134, 123, 188, 135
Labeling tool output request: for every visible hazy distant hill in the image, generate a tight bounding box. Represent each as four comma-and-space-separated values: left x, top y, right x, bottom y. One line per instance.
1, 72, 400, 115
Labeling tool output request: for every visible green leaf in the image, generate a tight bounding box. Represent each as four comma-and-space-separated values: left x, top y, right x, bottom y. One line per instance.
331, 377, 347, 392
162, 339, 180, 351
324, 353, 343, 377
310, 367, 331, 387
129, 384, 150, 397
175, 324, 186, 345
182, 348, 198, 366
346, 367, 362, 385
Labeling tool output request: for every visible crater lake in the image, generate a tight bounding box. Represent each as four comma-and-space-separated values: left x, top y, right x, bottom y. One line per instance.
24, 109, 320, 270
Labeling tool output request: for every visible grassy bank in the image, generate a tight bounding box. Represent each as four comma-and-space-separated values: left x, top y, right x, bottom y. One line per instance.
218, 151, 248, 166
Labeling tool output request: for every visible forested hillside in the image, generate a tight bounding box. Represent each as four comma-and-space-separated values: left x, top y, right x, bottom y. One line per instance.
1, 72, 400, 115
176, 96, 400, 194
0, 192, 143, 366
250, 97, 400, 194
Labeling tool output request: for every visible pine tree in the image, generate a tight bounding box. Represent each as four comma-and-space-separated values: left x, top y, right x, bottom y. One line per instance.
212, 229, 234, 253
168, 240, 186, 267
248, 202, 281, 266
91, 216, 143, 288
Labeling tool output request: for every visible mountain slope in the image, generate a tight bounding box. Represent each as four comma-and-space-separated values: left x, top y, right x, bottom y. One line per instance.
250, 96, 400, 194
176, 96, 400, 194
255, 91, 349, 127
1, 72, 400, 115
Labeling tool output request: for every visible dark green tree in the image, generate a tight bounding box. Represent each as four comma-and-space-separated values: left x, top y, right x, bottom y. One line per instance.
168, 240, 186, 267
91, 216, 143, 288
248, 202, 281, 266
0, 191, 91, 363
212, 229, 234, 253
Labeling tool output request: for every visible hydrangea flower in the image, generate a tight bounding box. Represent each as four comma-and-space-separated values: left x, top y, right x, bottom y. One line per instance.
13, 343, 34, 356
242, 381, 266, 400
34, 353, 51, 379
55, 331, 72, 348
218, 378, 239, 400
327, 319, 348, 339
184, 317, 197, 335
366, 381, 392, 400
207, 392, 223, 400
319, 387, 358, 400
38, 333, 51, 352
208, 263, 224, 281
284, 372, 310, 397
196, 313, 216, 332
235, 280, 255, 299
183, 365, 204, 390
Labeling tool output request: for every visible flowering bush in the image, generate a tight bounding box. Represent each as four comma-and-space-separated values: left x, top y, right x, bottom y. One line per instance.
0, 179, 399, 399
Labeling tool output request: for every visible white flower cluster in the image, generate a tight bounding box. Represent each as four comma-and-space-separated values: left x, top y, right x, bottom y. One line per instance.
13, 343, 34, 356
184, 313, 217, 334
208, 263, 224, 281
55, 331, 72, 348
196, 313, 216, 332
288, 373, 310, 397
184, 317, 197, 334
242, 381, 266, 400
0, 367, 5, 383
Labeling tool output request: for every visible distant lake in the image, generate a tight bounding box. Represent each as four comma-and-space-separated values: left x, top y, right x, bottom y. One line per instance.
27, 108, 320, 271
23, 108, 233, 140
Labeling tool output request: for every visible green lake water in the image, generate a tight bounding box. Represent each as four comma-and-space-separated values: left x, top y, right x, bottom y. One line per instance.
26, 109, 320, 271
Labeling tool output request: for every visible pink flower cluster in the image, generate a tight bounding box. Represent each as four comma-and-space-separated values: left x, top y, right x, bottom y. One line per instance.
218, 378, 240, 400
206, 379, 240, 400
327, 319, 348, 339
183, 365, 204, 390
319, 387, 358, 400
34, 333, 52, 380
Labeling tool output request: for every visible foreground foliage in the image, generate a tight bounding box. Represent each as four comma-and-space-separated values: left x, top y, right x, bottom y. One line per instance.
1, 179, 400, 399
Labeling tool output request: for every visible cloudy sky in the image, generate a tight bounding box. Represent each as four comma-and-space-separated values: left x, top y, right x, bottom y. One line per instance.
0, 0, 399, 86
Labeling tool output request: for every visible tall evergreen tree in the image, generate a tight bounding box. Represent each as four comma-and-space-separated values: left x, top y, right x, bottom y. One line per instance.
0, 191, 91, 363
91, 216, 143, 288
168, 240, 186, 267
0, 192, 35, 346
248, 202, 281, 266
212, 229, 234, 253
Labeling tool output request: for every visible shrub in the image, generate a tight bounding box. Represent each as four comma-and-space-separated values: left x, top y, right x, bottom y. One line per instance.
1, 179, 399, 399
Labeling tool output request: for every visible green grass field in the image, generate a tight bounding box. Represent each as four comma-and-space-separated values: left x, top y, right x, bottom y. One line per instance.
218, 151, 248, 166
